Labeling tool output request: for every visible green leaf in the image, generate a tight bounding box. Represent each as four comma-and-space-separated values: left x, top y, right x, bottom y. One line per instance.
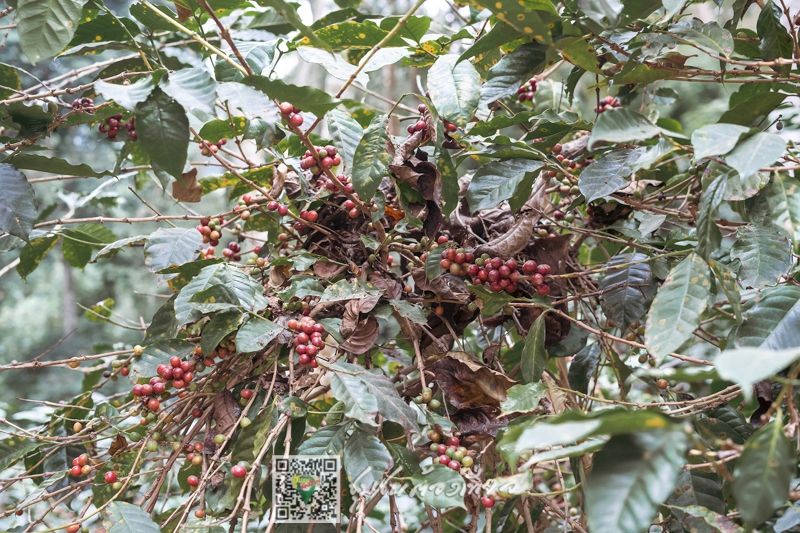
388, 299, 427, 324
524, 438, 607, 466
479, 43, 549, 108
143, 227, 202, 274
17, 0, 85, 64
696, 176, 727, 260
236, 316, 283, 352
327, 109, 363, 172
597, 253, 656, 328
261, 0, 332, 51
231, 400, 276, 464
297, 422, 351, 455
670, 19, 734, 57
0, 63, 21, 100
438, 148, 459, 217
68, 11, 138, 46
719, 91, 786, 126
95, 77, 155, 111
17, 231, 60, 280
695, 404, 753, 445
466, 159, 543, 213
469, 283, 515, 316
732, 419, 794, 527
757, 0, 793, 76
201, 311, 244, 357
578, 148, 641, 203
144, 296, 178, 343
568, 343, 601, 394
187, 285, 240, 314
328, 361, 418, 431
690, 123, 749, 160
578, 0, 623, 30
730, 223, 791, 289
500, 382, 547, 416
135, 89, 190, 179
132, 339, 195, 382
588, 108, 660, 151
644, 254, 711, 360
473, 0, 555, 42
0, 163, 36, 241
343, 428, 391, 495
520, 312, 548, 383
716, 346, 800, 399
197, 118, 247, 144
725, 132, 786, 179
319, 278, 381, 303
584, 430, 688, 533
767, 173, 800, 247
560, 38, 604, 74
424, 249, 444, 280
95, 235, 149, 260
409, 464, 466, 509
244, 75, 340, 117
428, 56, 481, 128
736, 284, 800, 350
61, 223, 117, 269
0, 436, 44, 472
457, 22, 522, 65
93, 452, 136, 506
314, 20, 406, 50
351, 114, 391, 201
8, 153, 111, 178
667, 470, 727, 517
670, 506, 745, 533
161, 67, 219, 115
103, 502, 160, 533
709, 259, 742, 323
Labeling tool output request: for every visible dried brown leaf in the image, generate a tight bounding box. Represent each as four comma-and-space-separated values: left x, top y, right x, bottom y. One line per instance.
473, 211, 535, 258
411, 269, 470, 302
339, 315, 379, 355
432, 351, 517, 409
212, 389, 239, 437
171, 168, 202, 203
109, 434, 127, 457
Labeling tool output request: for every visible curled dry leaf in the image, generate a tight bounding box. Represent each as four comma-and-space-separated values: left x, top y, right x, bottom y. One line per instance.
432, 351, 518, 409
171, 168, 202, 203
389, 156, 442, 205
473, 210, 536, 258
313, 261, 342, 279
450, 406, 515, 441
369, 273, 403, 300
271, 163, 289, 198
339, 315, 379, 355
109, 434, 127, 457
212, 389, 239, 437
341, 297, 379, 337
203, 431, 217, 455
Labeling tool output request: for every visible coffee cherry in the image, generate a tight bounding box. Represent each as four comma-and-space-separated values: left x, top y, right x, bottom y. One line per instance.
289, 114, 304, 126
187, 475, 199, 486
279, 102, 294, 115
448, 460, 461, 470
481, 496, 495, 508
105, 471, 118, 484
67, 525, 81, 533
537, 284, 550, 296
214, 434, 226, 444
438, 455, 450, 465
461, 455, 474, 468
657, 378, 668, 389
195, 510, 206, 518
147, 399, 160, 411
232, 465, 247, 478
446, 436, 459, 446
71, 465, 82, 477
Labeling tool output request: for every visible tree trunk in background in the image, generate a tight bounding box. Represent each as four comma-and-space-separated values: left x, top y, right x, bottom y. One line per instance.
61, 251, 76, 334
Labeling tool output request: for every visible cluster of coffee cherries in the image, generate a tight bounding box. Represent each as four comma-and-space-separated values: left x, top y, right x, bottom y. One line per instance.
428, 432, 478, 473
200, 138, 227, 157
412, 386, 441, 409
300, 145, 341, 179
278, 101, 304, 127
221, 241, 242, 261
182, 441, 206, 468
405, 104, 458, 136
595, 96, 621, 113
69, 454, 92, 478
287, 316, 326, 367
98, 114, 136, 140
437, 246, 553, 296
517, 77, 538, 102
284, 297, 312, 316
71, 97, 95, 114
196, 216, 225, 250
134, 357, 196, 409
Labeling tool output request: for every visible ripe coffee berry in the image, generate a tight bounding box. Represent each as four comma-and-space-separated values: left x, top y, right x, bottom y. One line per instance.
232, 465, 247, 478
517, 77, 538, 102
595, 95, 621, 113
481, 496, 496, 508
104, 471, 118, 484
187, 475, 199, 486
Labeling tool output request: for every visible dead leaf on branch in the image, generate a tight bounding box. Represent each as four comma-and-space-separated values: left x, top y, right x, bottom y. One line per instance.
212, 389, 239, 437
109, 434, 127, 457
411, 269, 470, 302
339, 315, 379, 355
432, 351, 517, 409
171, 168, 202, 203
473, 210, 536, 258
451, 406, 516, 442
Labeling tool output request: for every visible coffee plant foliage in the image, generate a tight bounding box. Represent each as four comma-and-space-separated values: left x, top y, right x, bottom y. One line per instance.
1, 0, 800, 531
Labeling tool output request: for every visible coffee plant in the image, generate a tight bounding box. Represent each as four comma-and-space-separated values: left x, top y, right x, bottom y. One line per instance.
0, 0, 799, 531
